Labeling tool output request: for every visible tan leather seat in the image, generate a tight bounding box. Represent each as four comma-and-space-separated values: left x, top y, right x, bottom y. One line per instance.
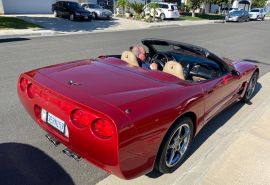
121, 51, 139, 67
163, 61, 185, 80
192, 76, 206, 81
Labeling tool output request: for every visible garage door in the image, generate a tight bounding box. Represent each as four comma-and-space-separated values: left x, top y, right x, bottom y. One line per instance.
2, 0, 57, 14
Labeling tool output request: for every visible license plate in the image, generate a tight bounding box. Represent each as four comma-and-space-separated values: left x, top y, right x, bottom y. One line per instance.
84, 16, 88, 19
47, 112, 65, 133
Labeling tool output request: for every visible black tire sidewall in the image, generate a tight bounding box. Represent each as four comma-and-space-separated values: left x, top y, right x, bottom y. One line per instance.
156, 117, 194, 173
160, 13, 165, 20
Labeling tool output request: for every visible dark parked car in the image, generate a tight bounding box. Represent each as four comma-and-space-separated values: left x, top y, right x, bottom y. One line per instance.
52, 1, 92, 21
225, 10, 250, 22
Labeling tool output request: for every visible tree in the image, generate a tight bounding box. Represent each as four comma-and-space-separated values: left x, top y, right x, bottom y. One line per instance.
209, 0, 229, 13
188, 0, 203, 17
251, 0, 267, 8
148, 2, 160, 21
130, 2, 144, 16
116, 0, 129, 15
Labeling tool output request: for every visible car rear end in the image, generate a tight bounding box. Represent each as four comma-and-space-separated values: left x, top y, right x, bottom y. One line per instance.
166, 4, 180, 19
249, 9, 260, 20
17, 68, 132, 179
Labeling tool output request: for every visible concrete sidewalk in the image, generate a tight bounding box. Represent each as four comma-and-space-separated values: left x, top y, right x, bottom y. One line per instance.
0, 15, 222, 39
97, 72, 270, 185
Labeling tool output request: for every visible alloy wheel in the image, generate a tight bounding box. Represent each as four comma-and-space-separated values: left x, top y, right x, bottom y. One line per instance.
246, 73, 258, 100
165, 123, 190, 167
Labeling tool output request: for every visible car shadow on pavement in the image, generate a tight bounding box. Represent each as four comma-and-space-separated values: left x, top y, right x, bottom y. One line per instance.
0, 38, 30, 43
17, 16, 119, 33
0, 143, 74, 185
147, 82, 262, 179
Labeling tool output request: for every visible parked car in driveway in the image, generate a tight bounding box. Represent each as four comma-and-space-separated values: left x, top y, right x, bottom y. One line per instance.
225, 10, 249, 22
80, 3, 112, 19
142, 2, 180, 20
52, 1, 92, 21
249, 8, 266, 20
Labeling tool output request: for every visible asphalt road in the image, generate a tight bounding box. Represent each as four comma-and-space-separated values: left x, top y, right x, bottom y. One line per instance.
1, 21, 270, 185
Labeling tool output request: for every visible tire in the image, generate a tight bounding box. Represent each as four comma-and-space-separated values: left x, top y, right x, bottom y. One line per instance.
69, 14, 74, 21
242, 71, 258, 103
53, 10, 58, 17
262, 15, 265, 21
256, 16, 259, 21
155, 117, 194, 173
160, 13, 165, 20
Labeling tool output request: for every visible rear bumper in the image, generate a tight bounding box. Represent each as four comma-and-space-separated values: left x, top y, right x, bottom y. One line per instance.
166, 12, 180, 19
17, 72, 136, 179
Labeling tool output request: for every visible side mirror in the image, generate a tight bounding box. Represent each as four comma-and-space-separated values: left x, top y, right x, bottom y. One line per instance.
231, 69, 240, 77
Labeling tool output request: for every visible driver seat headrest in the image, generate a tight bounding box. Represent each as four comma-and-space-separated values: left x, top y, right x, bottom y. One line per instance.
121, 51, 139, 67
163, 61, 185, 80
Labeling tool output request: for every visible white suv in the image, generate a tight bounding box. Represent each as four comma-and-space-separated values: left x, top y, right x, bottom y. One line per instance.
249, 8, 266, 20
142, 2, 180, 20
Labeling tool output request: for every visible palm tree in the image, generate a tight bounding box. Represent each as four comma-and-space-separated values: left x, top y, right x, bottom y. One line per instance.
116, 0, 129, 16
130, 2, 144, 16
148, 2, 160, 21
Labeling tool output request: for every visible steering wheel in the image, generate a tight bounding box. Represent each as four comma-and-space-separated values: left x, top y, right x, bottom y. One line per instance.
150, 53, 176, 71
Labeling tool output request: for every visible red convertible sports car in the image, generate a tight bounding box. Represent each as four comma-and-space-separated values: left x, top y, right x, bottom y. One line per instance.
18, 39, 259, 179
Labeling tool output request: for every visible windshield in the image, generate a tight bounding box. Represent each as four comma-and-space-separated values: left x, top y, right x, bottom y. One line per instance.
88, 4, 102, 9
145, 40, 207, 56
66, 2, 83, 10
230, 11, 243, 16
250, 9, 259, 12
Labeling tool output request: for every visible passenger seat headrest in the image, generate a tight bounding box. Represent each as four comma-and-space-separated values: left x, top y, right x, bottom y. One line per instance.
163, 61, 185, 80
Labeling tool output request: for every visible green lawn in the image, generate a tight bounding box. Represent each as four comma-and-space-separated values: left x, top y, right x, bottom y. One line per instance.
266, 13, 270, 17
0, 16, 42, 29
180, 13, 225, 21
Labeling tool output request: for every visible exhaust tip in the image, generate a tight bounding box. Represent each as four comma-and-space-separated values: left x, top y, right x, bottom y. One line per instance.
62, 148, 82, 161
45, 134, 60, 146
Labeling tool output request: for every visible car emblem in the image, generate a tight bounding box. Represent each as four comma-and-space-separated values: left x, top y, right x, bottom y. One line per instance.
68, 80, 81, 86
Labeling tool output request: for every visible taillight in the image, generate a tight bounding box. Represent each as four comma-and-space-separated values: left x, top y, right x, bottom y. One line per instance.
19, 77, 28, 91
34, 105, 41, 118
91, 118, 115, 139
70, 109, 95, 128
27, 83, 41, 99
27, 84, 34, 98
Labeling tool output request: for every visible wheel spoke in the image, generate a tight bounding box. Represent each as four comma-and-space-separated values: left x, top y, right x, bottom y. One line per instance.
173, 126, 182, 141
168, 149, 175, 165
179, 144, 186, 156
179, 128, 190, 141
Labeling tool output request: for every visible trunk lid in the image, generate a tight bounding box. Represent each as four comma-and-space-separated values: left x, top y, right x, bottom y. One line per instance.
35, 58, 179, 108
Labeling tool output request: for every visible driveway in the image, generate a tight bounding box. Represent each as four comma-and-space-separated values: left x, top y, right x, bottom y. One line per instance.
16, 14, 120, 33
11, 14, 220, 34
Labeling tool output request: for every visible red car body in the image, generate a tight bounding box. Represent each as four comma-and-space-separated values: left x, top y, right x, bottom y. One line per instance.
18, 40, 258, 179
